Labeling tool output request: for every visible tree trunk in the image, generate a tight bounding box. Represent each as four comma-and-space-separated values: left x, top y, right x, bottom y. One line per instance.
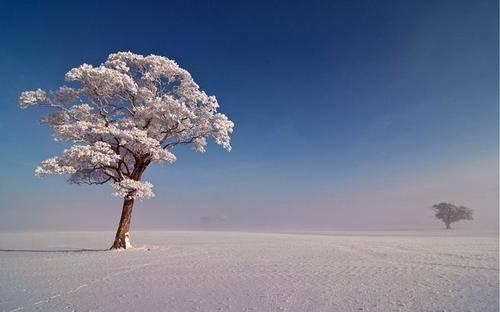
111, 198, 135, 249
445, 222, 451, 230
110, 158, 149, 250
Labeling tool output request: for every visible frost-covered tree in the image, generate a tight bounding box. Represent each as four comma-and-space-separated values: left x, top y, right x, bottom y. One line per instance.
19, 52, 234, 249
432, 203, 473, 229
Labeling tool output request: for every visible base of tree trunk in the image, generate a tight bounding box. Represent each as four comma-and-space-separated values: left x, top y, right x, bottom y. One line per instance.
110, 232, 132, 250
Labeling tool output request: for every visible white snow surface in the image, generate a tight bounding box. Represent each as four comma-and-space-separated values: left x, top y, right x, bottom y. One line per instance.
0, 230, 498, 312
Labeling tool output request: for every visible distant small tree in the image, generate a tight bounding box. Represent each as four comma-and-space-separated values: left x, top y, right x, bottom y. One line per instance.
432, 203, 473, 229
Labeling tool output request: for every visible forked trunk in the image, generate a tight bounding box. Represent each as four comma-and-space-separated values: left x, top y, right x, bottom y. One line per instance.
111, 198, 135, 249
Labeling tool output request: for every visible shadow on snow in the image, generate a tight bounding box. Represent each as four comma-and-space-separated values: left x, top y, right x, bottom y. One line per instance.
0, 248, 108, 253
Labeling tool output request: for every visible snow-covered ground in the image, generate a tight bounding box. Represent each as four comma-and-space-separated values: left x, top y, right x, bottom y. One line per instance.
0, 231, 498, 312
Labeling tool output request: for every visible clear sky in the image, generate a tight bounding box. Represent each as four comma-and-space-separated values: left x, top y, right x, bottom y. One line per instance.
0, 0, 498, 231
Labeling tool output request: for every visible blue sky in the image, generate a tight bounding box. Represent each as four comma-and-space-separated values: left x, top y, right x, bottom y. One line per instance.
0, 0, 498, 231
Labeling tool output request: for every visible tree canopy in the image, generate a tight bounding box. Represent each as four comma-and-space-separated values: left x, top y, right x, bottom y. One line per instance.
432, 203, 473, 229
19, 52, 234, 200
